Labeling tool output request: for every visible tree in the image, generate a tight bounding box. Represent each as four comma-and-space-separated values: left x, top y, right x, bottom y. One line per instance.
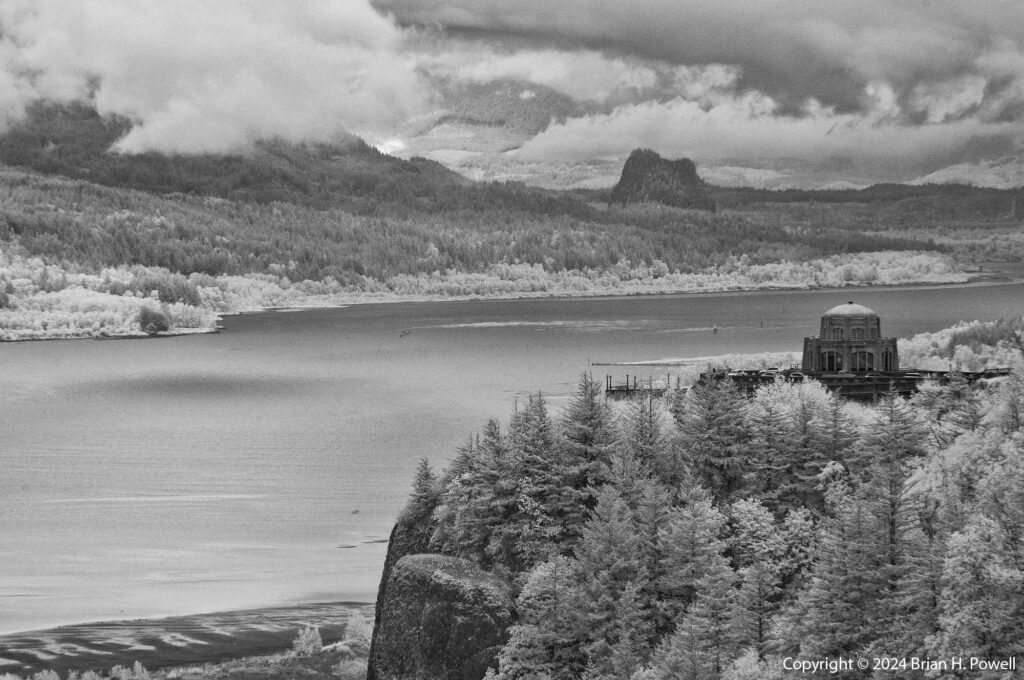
432, 395, 590, 575
673, 379, 751, 503
794, 483, 889, 664
572, 487, 653, 678
930, 436, 1024, 666
658, 486, 732, 625
561, 373, 617, 490
495, 556, 587, 680
408, 457, 440, 518
430, 422, 516, 567
731, 561, 782, 660
620, 392, 670, 471
745, 383, 791, 503
640, 556, 739, 680
505, 393, 591, 571
933, 517, 1024, 667
137, 304, 169, 335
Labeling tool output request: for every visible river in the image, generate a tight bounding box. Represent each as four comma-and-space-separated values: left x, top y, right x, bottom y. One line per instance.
2, 280, 1023, 634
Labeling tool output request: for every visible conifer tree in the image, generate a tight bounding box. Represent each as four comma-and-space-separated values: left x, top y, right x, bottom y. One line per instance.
785, 382, 832, 511
856, 394, 928, 632
931, 438, 1024, 664
621, 392, 668, 469
562, 372, 617, 490
728, 498, 787, 570
933, 517, 1024, 666
731, 561, 782, 660
819, 391, 859, 463
495, 556, 587, 680
430, 428, 509, 564
658, 486, 732, 625
673, 379, 751, 503
794, 479, 891, 666
573, 486, 654, 676
745, 383, 791, 503
408, 457, 440, 517
640, 557, 739, 680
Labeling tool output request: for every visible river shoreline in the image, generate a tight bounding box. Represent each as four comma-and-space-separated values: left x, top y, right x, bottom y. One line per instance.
5, 262, 1020, 343
0, 601, 373, 677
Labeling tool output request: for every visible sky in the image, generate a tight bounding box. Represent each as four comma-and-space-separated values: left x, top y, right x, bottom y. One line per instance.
1, 0, 1023, 188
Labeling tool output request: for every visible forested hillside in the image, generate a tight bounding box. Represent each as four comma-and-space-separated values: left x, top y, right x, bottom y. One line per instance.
390, 324, 1024, 679
0, 102, 1019, 340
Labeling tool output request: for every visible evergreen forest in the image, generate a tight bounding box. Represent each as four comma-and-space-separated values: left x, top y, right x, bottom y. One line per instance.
398, 340, 1024, 679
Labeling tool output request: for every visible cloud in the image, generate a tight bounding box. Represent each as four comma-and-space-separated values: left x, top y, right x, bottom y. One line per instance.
0, 0, 1021, 184
413, 34, 748, 111
0, 0, 430, 153
415, 39, 659, 105
376, 0, 1024, 119
514, 95, 1022, 180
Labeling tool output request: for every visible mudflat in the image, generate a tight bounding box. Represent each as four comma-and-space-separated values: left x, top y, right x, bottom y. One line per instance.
0, 602, 372, 677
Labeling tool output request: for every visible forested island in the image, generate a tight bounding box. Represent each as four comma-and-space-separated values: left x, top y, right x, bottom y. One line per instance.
368, 319, 1024, 680
0, 104, 1020, 340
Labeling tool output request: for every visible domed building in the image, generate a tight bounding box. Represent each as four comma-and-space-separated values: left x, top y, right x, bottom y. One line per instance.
801, 302, 899, 372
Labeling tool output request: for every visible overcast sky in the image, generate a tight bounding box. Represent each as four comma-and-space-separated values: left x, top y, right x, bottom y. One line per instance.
1, 0, 1022, 187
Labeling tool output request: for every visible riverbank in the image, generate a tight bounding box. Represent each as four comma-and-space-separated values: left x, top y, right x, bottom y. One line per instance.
0, 249, 992, 341
0, 602, 373, 678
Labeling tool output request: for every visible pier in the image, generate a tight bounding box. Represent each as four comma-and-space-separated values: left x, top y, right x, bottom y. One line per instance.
604, 373, 680, 399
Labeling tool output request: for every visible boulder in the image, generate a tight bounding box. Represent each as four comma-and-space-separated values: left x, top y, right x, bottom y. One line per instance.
610, 148, 715, 211
367, 554, 514, 680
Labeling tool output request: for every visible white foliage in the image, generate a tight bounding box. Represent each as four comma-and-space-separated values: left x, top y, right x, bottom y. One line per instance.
291, 624, 323, 656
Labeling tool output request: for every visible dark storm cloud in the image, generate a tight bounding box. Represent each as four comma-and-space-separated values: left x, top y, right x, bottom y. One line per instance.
375, 0, 1024, 119
1, 0, 1021, 182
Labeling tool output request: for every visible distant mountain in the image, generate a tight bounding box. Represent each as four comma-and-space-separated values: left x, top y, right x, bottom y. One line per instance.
911, 157, 1024, 189
0, 101, 602, 220
397, 79, 587, 181
610, 149, 715, 211
0, 102, 472, 208
435, 79, 583, 137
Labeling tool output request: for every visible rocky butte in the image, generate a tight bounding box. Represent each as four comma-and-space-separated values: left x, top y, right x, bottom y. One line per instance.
609, 148, 715, 211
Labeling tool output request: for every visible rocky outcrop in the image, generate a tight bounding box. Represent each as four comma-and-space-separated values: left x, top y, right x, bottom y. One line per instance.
367, 510, 435, 680
367, 554, 514, 680
610, 148, 715, 211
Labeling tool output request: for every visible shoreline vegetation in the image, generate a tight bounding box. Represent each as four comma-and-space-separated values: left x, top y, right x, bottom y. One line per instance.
0, 247, 976, 341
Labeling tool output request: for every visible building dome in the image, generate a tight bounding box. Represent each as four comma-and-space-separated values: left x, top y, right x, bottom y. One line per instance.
823, 301, 877, 317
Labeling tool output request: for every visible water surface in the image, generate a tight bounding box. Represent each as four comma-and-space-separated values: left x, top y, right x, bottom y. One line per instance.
2, 282, 1022, 634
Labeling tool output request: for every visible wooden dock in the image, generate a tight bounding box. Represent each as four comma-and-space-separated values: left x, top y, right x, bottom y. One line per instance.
604, 373, 681, 399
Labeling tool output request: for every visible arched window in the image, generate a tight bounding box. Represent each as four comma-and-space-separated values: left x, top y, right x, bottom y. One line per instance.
832, 328, 844, 340
853, 351, 874, 371
852, 328, 864, 340
821, 351, 843, 371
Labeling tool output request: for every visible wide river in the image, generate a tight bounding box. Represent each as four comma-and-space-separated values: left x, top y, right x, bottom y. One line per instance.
2, 280, 1023, 634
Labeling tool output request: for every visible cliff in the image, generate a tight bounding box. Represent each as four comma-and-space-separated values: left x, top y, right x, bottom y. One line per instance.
367, 554, 514, 680
610, 148, 715, 211
366, 509, 434, 680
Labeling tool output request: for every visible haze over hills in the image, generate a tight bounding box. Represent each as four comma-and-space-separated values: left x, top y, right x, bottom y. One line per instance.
910, 157, 1024, 190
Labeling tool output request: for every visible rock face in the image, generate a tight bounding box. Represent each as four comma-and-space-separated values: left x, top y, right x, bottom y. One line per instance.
367, 511, 435, 680
610, 148, 715, 211
368, 554, 514, 680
